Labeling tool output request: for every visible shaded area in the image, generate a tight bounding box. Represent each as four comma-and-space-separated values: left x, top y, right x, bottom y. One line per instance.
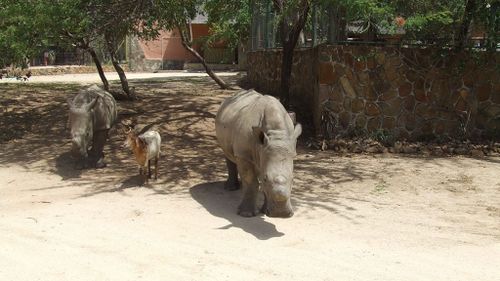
1, 76, 499, 221
190, 182, 284, 240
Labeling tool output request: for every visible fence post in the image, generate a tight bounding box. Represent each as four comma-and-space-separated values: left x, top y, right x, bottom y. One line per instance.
312, 4, 317, 47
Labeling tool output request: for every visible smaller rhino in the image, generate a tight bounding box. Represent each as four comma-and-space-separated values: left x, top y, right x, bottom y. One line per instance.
68, 85, 117, 169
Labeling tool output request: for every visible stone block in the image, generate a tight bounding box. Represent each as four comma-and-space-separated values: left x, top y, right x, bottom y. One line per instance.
355, 115, 367, 128
378, 88, 398, 101
365, 102, 381, 116
340, 76, 357, 98
357, 71, 370, 86
475, 83, 492, 102
382, 117, 396, 130
351, 99, 365, 113
319, 62, 337, 85
345, 53, 354, 68
403, 96, 416, 111
454, 98, 467, 112
379, 98, 402, 117
375, 52, 385, 65
339, 111, 351, 128
318, 84, 330, 105
367, 117, 382, 132
399, 82, 412, 97
415, 89, 428, 103
354, 59, 366, 72
416, 103, 437, 120
330, 84, 344, 102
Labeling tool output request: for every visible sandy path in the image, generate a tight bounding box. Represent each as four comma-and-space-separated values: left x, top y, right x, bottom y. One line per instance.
1, 155, 500, 281
0, 71, 240, 84
1, 79, 499, 280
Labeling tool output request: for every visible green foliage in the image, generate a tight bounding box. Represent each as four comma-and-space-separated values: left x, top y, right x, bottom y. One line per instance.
403, 11, 455, 40
0, 1, 50, 67
203, 0, 251, 48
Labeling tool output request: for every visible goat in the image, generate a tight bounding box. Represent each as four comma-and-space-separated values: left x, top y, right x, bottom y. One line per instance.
123, 126, 161, 184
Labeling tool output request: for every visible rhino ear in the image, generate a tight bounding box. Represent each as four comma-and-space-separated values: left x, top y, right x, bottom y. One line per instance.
252, 126, 269, 145
84, 97, 99, 111
293, 123, 302, 140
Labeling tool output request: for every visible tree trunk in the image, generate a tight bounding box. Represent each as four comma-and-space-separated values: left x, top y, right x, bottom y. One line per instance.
278, 2, 310, 110
105, 35, 134, 100
88, 48, 109, 91
110, 53, 134, 99
178, 24, 231, 90
280, 43, 294, 109
181, 41, 231, 90
456, 0, 476, 50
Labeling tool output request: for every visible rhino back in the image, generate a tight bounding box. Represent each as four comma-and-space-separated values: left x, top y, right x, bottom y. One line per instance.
93, 90, 117, 131
215, 89, 293, 161
80, 86, 116, 131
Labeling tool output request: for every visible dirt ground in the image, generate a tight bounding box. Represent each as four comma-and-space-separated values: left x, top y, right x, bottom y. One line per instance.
1, 76, 500, 281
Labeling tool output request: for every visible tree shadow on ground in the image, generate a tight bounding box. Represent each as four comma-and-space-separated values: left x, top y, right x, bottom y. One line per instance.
190, 181, 285, 240
2, 76, 498, 218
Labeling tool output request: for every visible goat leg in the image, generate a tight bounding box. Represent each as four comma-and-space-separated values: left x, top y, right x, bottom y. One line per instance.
148, 160, 152, 179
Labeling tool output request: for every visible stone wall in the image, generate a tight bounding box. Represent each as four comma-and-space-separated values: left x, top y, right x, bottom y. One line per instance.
247, 45, 500, 140
247, 48, 317, 124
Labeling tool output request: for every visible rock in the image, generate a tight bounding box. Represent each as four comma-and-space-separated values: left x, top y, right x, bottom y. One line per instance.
402, 145, 417, 154
471, 149, 484, 158
431, 146, 444, 156
454, 147, 468, 155
394, 141, 403, 153
366, 144, 384, 153
351, 144, 363, 153
421, 146, 432, 156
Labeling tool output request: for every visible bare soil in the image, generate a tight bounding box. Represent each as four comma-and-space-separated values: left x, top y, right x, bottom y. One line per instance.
1, 77, 499, 281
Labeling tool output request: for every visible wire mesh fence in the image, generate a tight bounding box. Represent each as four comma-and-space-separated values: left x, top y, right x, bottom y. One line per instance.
249, 0, 499, 51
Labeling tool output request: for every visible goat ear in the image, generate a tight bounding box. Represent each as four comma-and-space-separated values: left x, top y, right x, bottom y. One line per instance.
252, 126, 269, 145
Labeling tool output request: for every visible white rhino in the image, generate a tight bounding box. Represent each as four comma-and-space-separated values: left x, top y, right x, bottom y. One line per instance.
215, 89, 302, 217
68, 85, 117, 169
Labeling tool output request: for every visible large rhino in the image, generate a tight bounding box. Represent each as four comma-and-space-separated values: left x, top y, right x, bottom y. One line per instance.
215, 89, 302, 218
68, 85, 117, 169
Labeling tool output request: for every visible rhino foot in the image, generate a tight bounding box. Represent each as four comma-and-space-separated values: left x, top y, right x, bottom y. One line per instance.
224, 180, 240, 191
74, 163, 87, 170
95, 158, 107, 169
237, 204, 259, 217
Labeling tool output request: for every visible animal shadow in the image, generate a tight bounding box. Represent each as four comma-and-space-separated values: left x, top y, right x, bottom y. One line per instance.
54, 151, 83, 180
189, 181, 284, 240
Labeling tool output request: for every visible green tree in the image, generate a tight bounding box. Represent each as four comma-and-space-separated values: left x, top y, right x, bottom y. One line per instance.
204, 0, 251, 48
273, 0, 311, 109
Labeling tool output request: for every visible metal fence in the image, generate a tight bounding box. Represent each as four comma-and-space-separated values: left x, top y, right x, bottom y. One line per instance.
250, 0, 499, 51
31, 49, 87, 66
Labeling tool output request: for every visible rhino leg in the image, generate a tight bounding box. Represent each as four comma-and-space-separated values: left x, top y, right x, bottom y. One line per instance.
237, 160, 259, 217
224, 157, 240, 191
90, 129, 108, 168
74, 156, 89, 170
154, 157, 158, 180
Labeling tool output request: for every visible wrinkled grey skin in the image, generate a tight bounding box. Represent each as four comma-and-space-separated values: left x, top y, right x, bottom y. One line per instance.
215, 89, 302, 218
68, 85, 117, 169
